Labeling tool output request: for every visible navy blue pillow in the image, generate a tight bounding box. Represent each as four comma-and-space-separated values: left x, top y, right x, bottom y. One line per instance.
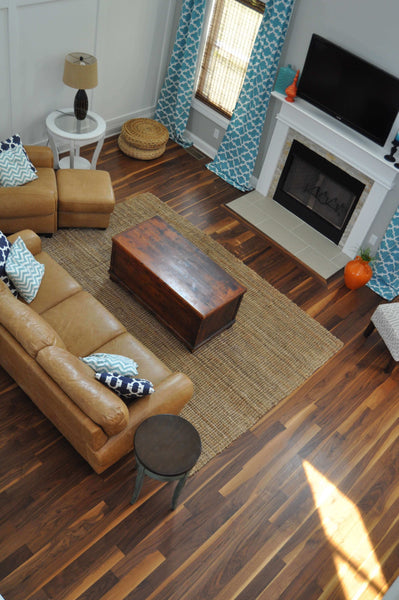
0, 231, 18, 297
0, 134, 36, 175
95, 371, 154, 402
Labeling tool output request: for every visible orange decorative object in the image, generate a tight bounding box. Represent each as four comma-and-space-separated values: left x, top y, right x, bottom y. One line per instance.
285, 69, 300, 102
344, 255, 373, 290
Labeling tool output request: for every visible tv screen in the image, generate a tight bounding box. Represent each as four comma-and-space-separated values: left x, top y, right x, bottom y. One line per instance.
296, 34, 399, 146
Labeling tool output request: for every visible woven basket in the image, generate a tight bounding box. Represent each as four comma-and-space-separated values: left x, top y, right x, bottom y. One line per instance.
118, 134, 167, 160
118, 118, 169, 160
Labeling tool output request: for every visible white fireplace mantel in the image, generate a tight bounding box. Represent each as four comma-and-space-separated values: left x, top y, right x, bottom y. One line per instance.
256, 92, 399, 258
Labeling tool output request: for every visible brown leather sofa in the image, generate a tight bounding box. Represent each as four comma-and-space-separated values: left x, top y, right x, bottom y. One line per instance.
0, 230, 194, 473
0, 146, 115, 234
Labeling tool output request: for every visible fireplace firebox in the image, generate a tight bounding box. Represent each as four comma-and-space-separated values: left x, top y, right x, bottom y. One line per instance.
273, 140, 366, 244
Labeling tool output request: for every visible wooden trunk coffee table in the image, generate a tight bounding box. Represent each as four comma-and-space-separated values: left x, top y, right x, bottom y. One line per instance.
109, 215, 246, 351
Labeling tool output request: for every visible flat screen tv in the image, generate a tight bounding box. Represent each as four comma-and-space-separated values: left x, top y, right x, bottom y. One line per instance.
296, 34, 399, 146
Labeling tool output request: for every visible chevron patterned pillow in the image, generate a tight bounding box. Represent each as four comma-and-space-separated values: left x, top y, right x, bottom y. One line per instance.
0, 231, 18, 297
95, 371, 154, 402
5, 236, 44, 303
81, 352, 139, 376
0, 134, 38, 187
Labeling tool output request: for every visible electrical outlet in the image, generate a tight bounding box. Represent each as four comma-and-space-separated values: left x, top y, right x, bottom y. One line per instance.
213, 128, 220, 139
369, 234, 378, 245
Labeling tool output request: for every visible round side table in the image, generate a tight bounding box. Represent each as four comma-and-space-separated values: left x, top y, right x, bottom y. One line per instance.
131, 414, 201, 510
46, 109, 106, 170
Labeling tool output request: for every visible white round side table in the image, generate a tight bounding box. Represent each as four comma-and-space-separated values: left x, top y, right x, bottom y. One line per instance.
46, 109, 106, 170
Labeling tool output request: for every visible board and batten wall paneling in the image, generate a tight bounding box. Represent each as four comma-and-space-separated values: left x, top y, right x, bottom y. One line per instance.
95, 0, 177, 132
0, 5, 11, 138
0, 0, 178, 145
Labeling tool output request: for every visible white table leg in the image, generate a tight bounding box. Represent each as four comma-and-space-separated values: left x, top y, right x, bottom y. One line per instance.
48, 134, 60, 169
69, 141, 75, 169
91, 135, 105, 169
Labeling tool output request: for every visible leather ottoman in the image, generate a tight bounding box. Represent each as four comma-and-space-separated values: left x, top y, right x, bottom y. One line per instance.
57, 169, 115, 228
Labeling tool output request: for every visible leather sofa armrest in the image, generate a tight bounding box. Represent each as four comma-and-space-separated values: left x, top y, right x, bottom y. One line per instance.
37, 345, 130, 437
7, 229, 42, 255
128, 372, 194, 425
24, 145, 54, 169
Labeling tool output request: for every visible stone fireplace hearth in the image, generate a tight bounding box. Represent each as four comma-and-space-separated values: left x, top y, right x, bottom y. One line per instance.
227, 92, 399, 282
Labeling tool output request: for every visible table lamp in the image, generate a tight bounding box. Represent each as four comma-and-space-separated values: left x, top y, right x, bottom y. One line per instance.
63, 52, 98, 120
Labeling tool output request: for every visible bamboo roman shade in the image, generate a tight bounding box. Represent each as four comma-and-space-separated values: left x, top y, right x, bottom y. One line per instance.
196, 0, 264, 118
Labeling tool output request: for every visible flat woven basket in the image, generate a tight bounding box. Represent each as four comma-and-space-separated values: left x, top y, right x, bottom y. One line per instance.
118, 134, 167, 160
121, 119, 169, 149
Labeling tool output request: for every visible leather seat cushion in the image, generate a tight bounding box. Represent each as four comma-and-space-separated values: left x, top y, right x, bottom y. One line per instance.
95, 332, 172, 384
41, 290, 126, 357
0, 168, 57, 217
57, 169, 115, 214
27, 251, 82, 314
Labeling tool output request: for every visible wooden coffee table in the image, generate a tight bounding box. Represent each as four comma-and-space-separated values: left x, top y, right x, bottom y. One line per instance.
109, 216, 247, 351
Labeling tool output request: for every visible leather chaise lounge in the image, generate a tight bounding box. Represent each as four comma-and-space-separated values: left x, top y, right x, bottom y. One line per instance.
0, 230, 194, 473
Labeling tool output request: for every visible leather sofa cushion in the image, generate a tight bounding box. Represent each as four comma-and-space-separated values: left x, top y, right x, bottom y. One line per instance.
0, 168, 57, 218
37, 345, 129, 437
28, 251, 82, 314
0, 280, 65, 357
41, 290, 126, 357
96, 332, 171, 385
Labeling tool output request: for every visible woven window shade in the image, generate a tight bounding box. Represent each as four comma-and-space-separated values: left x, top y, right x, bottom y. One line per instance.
196, 0, 264, 118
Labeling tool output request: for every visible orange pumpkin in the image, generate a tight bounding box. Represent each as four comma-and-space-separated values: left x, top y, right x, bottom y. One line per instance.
344, 255, 373, 290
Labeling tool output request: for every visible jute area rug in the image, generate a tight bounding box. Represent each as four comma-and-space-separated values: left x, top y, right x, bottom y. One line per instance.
42, 193, 343, 473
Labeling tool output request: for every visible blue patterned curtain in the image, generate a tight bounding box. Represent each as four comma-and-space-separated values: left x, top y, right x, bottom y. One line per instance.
155, 0, 207, 147
207, 0, 296, 191
367, 206, 399, 300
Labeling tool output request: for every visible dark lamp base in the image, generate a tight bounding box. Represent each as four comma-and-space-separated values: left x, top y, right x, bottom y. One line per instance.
74, 89, 88, 120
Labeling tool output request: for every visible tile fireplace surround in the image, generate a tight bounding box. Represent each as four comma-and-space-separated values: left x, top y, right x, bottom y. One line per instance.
228, 92, 399, 281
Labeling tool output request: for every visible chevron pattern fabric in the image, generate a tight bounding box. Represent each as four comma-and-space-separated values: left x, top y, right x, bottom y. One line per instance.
367, 206, 399, 300
0, 134, 37, 187
0, 231, 18, 297
207, 0, 296, 191
154, 0, 206, 147
5, 236, 44, 303
371, 304, 399, 361
81, 353, 139, 377
95, 372, 154, 402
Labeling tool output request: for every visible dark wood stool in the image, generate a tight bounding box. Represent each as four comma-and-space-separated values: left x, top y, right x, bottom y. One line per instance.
131, 414, 201, 509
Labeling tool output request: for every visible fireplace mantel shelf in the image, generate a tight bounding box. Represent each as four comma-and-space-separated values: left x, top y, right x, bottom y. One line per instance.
255, 92, 399, 262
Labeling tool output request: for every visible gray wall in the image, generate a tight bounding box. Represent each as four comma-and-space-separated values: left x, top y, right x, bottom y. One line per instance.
185, 0, 399, 247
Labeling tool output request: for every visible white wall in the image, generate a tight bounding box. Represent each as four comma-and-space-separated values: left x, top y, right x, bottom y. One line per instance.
0, 0, 180, 144
186, 0, 399, 246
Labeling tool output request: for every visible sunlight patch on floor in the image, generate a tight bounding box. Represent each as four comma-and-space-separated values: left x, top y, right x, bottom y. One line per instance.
303, 461, 388, 599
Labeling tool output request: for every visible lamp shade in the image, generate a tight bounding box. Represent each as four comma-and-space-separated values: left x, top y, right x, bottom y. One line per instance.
63, 52, 98, 90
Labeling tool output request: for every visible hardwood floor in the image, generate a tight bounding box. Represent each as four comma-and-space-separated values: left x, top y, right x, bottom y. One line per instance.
1, 137, 398, 600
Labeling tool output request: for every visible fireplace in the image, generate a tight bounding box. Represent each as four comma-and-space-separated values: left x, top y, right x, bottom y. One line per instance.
254, 92, 399, 266
273, 140, 366, 244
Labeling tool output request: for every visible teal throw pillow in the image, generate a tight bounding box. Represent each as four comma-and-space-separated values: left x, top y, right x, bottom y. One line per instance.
0, 135, 38, 187
5, 236, 45, 303
81, 352, 139, 377
95, 372, 154, 402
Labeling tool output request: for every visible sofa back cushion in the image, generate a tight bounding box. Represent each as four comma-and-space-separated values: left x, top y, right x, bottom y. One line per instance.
37, 345, 129, 437
0, 279, 65, 357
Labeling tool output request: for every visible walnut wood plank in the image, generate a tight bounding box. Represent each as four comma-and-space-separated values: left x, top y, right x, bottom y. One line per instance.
0, 136, 397, 600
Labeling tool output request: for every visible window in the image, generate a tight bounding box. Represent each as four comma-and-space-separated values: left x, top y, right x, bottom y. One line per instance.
196, 0, 264, 119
